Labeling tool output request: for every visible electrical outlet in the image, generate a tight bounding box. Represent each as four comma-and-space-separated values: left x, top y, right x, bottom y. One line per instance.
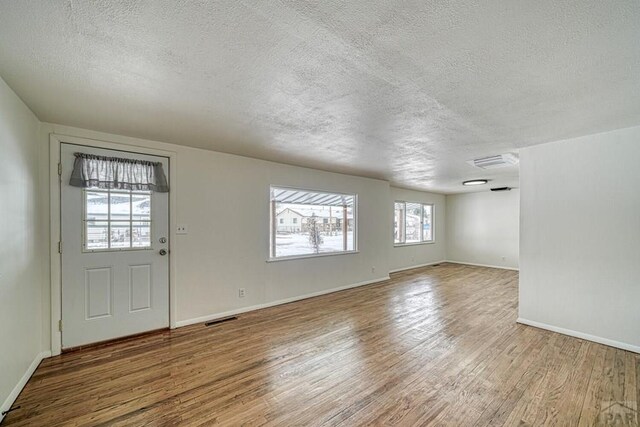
502, 256, 506, 261
238, 288, 246, 298
371, 266, 376, 273
176, 224, 188, 235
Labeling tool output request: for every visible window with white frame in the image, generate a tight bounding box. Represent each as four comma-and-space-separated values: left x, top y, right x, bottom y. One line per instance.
83, 189, 152, 251
270, 187, 357, 259
394, 201, 434, 245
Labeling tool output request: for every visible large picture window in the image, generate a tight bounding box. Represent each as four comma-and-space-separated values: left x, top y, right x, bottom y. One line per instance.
394, 201, 434, 245
270, 187, 357, 260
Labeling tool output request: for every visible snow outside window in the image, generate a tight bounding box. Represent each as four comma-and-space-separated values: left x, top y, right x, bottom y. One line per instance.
394, 201, 434, 245
270, 187, 357, 259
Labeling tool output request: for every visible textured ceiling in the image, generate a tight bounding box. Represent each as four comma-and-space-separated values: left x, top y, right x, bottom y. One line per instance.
1, 1, 639, 193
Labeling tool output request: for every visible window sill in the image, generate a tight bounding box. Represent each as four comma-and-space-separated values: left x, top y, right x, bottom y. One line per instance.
267, 250, 359, 263
394, 241, 436, 247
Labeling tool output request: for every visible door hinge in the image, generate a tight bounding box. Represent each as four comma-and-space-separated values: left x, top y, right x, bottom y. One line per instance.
58, 320, 63, 332
57, 162, 62, 176
58, 241, 63, 254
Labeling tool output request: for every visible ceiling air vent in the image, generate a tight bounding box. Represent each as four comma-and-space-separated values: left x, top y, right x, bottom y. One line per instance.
467, 153, 519, 169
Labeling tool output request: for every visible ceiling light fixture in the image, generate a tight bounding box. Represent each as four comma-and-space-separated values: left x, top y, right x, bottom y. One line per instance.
463, 179, 488, 186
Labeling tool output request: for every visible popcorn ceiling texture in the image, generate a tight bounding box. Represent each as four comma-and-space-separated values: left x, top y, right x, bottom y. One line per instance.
0, 0, 638, 193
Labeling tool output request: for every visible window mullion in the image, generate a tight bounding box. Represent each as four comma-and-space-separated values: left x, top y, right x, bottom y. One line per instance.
270, 199, 277, 258
107, 190, 111, 249
421, 204, 425, 242
129, 192, 133, 248
342, 203, 347, 251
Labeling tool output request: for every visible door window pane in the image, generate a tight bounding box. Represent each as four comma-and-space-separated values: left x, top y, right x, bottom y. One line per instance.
109, 192, 131, 221
83, 189, 152, 251
132, 193, 151, 221
132, 222, 151, 247
110, 222, 131, 248
85, 191, 109, 221
86, 221, 109, 250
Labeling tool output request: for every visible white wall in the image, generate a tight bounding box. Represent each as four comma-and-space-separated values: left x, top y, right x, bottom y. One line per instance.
446, 190, 519, 269
173, 146, 391, 323
0, 78, 47, 418
519, 126, 640, 352
42, 124, 393, 330
389, 187, 446, 272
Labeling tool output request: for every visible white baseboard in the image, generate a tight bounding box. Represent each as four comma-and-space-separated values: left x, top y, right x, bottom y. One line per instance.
175, 276, 391, 328
517, 318, 640, 354
389, 260, 446, 274
444, 260, 519, 271
1, 351, 51, 423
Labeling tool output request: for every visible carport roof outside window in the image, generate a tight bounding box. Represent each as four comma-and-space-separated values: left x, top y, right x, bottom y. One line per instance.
270, 187, 354, 207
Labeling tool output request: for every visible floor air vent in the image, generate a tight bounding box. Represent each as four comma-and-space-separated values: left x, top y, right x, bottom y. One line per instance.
205, 316, 237, 327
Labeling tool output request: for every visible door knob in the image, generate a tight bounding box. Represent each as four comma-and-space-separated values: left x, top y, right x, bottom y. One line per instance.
159, 249, 168, 256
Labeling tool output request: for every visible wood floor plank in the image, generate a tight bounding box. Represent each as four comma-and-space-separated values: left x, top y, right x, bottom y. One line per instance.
4, 263, 639, 426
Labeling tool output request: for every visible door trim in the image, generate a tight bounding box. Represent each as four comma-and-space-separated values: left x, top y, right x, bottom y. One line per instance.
50, 134, 178, 356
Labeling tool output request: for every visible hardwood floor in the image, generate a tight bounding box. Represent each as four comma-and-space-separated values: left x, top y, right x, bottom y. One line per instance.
5, 263, 639, 426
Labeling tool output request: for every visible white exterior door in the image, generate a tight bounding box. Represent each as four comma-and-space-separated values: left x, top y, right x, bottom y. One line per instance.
60, 143, 169, 349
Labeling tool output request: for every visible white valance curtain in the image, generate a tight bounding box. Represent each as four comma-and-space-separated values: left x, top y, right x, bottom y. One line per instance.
69, 153, 169, 192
